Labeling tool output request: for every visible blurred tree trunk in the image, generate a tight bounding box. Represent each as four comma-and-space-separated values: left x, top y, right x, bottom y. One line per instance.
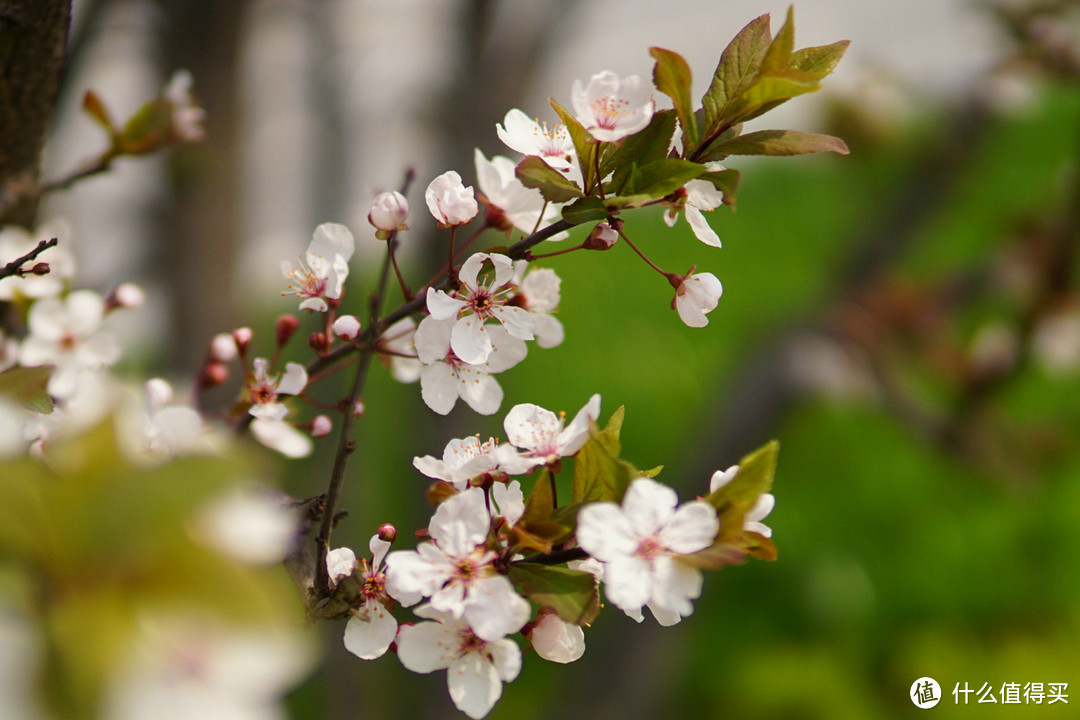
157, 0, 247, 369
0, 0, 71, 227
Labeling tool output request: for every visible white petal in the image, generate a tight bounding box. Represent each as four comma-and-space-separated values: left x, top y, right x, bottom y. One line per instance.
660, 501, 719, 554
650, 556, 703, 620
299, 297, 329, 312
249, 402, 289, 422
326, 547, 357, 584
457, 366, 504, 416
63, 290, 105, 336
369, 535, 392, 567
426, 288, 466, 321
491, 481, 524, 526
708, 466, 739, 494
429, 487, 490, 556
621, 478, 678, 537
420, 364, 459, 415
250, 418, 313, 458
575, 502, 638, 562
451, 317, 493, 366
530, 613, 585, 664
555, 393, 601, 456
685, 205, 721, 248
343, 602, 398, 659
457, 253, 487, 292
447, 653, 503, 720
481, 327, 528, 373
534, 314, 564, 349
491, 305, 535, 341
396, 621, 454, 673
414, 315, 452, 365
464, 575, 530, 641
602, 555, 653, 613
309, 222, 355, 263
277, 362, 308, 396
486, 637, 522, 683
503, 403, 561, 452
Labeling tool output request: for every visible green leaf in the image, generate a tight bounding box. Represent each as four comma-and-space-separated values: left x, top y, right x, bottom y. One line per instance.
119, 98, 172, 154
791, 39, 850, 79
705, 439, 779, 547
508, 563, 600, 625
725, 69, 821, 125
711, 129, 849, 157
623, 158, 706, 199
759, 6, 796, 75
572, 424, 635, 504
603, 405, 625, 438
561, 196, 609, 225
516, 156, 584, 203
600, 109, 677, 193
550, 98, 599, 192
649, 48, 698, 151
701, 14, 772, 135
0, 366, 53, 414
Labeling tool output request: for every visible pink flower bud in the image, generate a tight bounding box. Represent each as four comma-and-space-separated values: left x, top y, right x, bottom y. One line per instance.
310, 414, 332, 437
331, 314, 361, 340
106, 282, 145, 311
198, 361, 229, 389
209, 332, 238, 362
368, 191, 410, 232
583, 222, 618, 250
353, 398, 365, 417
232, 327, 253, 356
276, 314, 299, 347
308, 331, 327, 353
377, 523, 397, 543
425, 171, 478, 227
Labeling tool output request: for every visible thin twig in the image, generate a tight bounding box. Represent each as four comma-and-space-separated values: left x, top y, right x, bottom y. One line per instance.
0, 237, 58, 282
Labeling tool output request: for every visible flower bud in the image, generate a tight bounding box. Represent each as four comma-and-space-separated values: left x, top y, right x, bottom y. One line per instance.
583, 222, 618, 250
276, 314, 299, 347
29, 262, 51, 276
377, 523, 397, 543
308, 331, 327, 353
198, 361, 229, 389
232, 327, 253, 356
310, 414, 332, 438
425, 171, 478, 227
209, 332, 238, 362
352, 398, 365, 417
106, 282, 145, 311
368, 191, 410, 232
331, 314, 361, 341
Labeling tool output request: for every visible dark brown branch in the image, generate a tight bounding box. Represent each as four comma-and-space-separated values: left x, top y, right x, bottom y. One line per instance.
0, 236, 57, 281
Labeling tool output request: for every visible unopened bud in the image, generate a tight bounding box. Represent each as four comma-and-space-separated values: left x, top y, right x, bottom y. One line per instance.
308, 331, 327, 352
377, 523, 397, 543
276, 314, 299, 347
198, 361, 229, 389
583, 222, 618, 250
145, 378, 173, 407
209, 332, 238, 362
331, 314, 361, 341
310, 414, 332, 438
30, 262, 51, 276
368, 191, 410, 233
353, 398, 365, 417
232, 327, 253, 356
106, 282, 145, 310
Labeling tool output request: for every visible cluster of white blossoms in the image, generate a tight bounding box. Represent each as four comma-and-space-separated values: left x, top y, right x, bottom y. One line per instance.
323, 393, 775, 718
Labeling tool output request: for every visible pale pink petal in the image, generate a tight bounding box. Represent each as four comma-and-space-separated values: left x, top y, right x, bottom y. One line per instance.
576, 502, 638, 562
708, 466, 739, 494
277, 362, 308, 396
481, 328, 527, 373
396, 621, 454, 673
602, 555, 652, 613
491, 305, 536, 341
309, 222, 355, 263
487, 637, 522, 683
426, 288, 466, 321
456, 366, 503, 416
299, 297, 328, 312
420, 364, 458, 415
414, 315, 452, 365
447, 653, 503, 720
249, 418, 312, 457
530, 613, 585, 664
650, 556, 703, 619
457, 253, 487, 293
451, 317, 493, 366
503, 403, 561, 452
621, 478, 678, 537
326, 547, 356, 584
464, 575, 530, 641
249, 402, 288, 422
659, 501, 719, 554
369, 535, 392, 567
343, 602, 398, 659
429, 487, 490, 556
685, 205, 721, 247
555, 393, 601, 456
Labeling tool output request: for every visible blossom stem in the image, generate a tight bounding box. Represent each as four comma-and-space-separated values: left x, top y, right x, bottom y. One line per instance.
448, 227, 458, 283
386, 232, 411, 302
510, 546, 587, 566
617, 227, 669, 277
0, 236, 58, 282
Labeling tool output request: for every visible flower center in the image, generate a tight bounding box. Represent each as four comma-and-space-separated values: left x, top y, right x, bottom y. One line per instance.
285, 257, 328, 299
249, 379, 278, 405
361, 571, 386, 600
635, 535, 666, 562
591, 96, 631, 130
58, 332, 79, 352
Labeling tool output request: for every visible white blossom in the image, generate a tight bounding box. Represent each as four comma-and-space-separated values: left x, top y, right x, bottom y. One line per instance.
577, 477, 719, 626
103, 614, 311, 720
367, 191, 409, 232
570, 71, 654, 142
194, 484, 300, 565
500, 394, 601, 470
529, 611, 585, 664
249, 418, 313, 458
426, 252, 536, 365
18, 289, 120, 399
425, 171, 479, 227
331, 314, 361, 340
496, 108, 575, 172
395, 604, 521, 720
413, 316, 526, 416
413, 435, 530, 489
340, 535, 417, 660
281, 223, 354, 313
246, 358, 307, 422
164, 69, 206, 143
384, 488, 530, 642
511, 261, 564, 349
664, 177, 725, 247
673, 272, 723, 328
